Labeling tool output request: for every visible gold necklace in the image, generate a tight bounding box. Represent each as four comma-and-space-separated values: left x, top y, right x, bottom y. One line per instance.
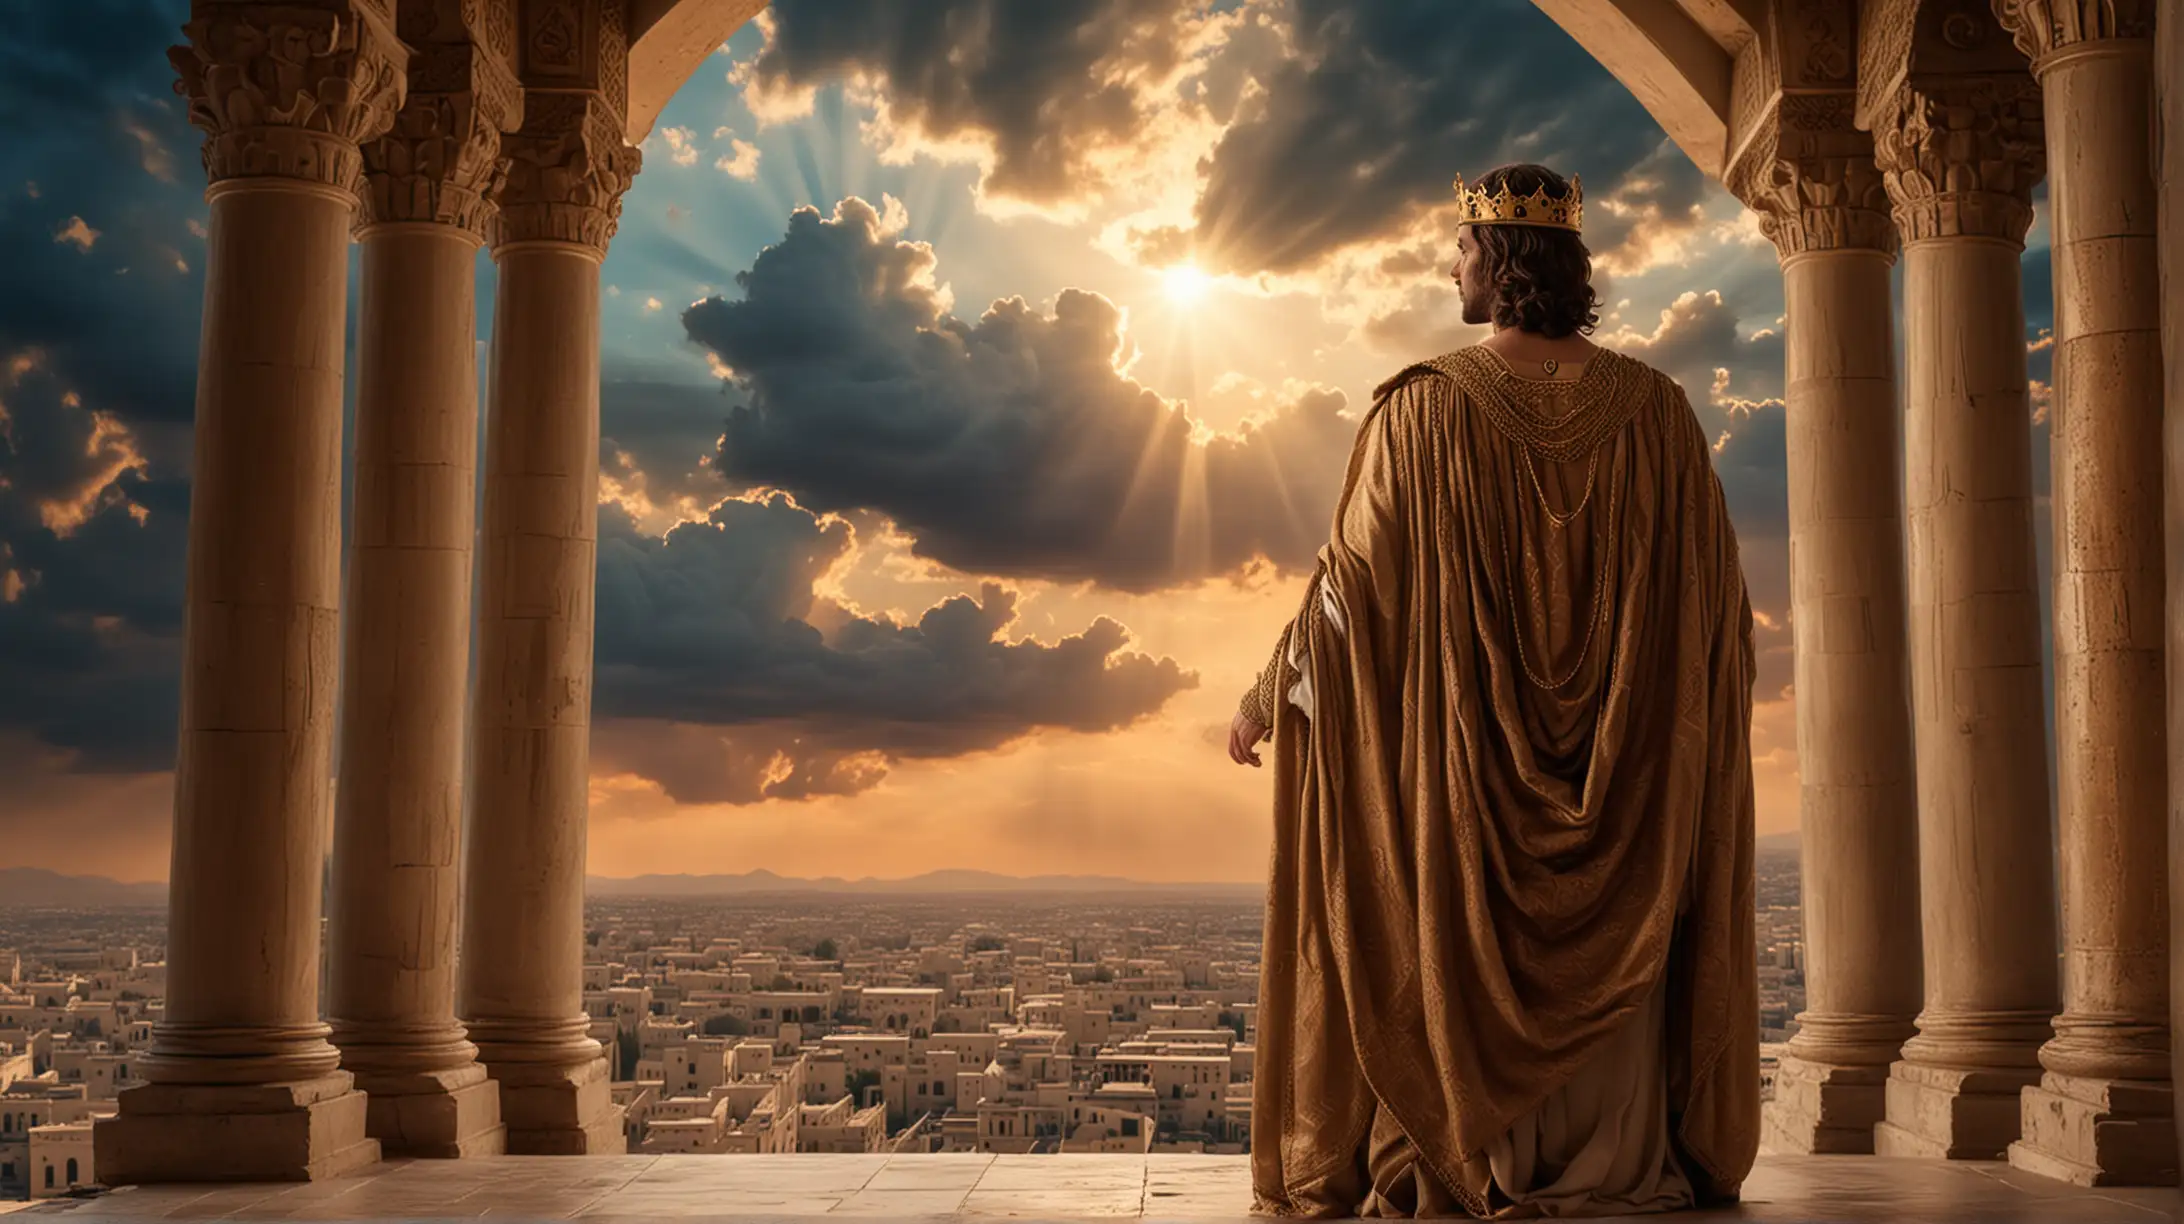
1438, 346, 1650, 691
1523, 449, 1598, 528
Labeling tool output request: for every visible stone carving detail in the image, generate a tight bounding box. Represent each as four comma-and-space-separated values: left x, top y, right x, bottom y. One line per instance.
1795, 0, 1854, 84
1754, 152, 1898, 257
169, 2, 409, 193
490, 93, 640, 252
1872, 76, 2045, 242
599, 0, 627, 118
1992, 0, 2154, 61
359, 84, 510, 231
1941, 9, 1991, 47
361, 0, 521, 231
529, 0, 581, 73
1859, 0, 1922, 124
1730, 98, 1898, 258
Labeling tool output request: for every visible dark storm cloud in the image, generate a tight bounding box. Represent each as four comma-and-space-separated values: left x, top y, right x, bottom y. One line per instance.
591, 494, 1198, 804
743, 0, 1201, 205
0, 0, 201, 784
1172, 0, 1677, 274
1607, 289, 1785, 428
0, 359, 187, 773
599, 379, 736, 515
684, 197, 1362, 594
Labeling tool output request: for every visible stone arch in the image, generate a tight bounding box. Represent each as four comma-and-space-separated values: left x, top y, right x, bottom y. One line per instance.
626, 0, 770, 141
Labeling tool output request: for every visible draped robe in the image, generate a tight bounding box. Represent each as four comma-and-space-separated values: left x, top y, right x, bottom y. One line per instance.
1247, 345, 1759, 1218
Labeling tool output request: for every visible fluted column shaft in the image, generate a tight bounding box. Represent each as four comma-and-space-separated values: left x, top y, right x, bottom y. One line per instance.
326, 5, 518, 1158
1779, 245, 1926, 1055
459, 91, 638, 1156
1871, 72, 2061, 1161
2156, 0, 2184, 1184
97, 0, 403, 1186
1738, 139, 1925, 1154
1993, 0, 2175, 1188
1897, 232, 2057, 1042
332, 223, 485, 1081
2019, 3, 2172, 1093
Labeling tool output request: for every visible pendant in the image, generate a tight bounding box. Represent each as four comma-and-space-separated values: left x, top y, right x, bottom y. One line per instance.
1541, 358, 1559, 376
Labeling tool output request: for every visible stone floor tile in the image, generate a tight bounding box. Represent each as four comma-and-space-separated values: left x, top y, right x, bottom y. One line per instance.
959, 1189, 1147, 1216
829, 1187, 976, 1216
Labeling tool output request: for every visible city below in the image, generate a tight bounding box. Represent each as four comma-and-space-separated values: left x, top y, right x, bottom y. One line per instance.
0, 846, 1803, 1201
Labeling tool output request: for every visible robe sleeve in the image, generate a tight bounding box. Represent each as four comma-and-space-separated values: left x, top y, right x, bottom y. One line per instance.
1234, 379, 1416, 732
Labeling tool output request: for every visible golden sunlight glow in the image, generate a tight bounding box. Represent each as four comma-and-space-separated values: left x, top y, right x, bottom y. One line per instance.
1163, 263, 1211, 305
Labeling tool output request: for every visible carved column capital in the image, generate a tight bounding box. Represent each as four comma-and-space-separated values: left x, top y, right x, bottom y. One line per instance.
169, 1, 409, 196
1993, 0, 2154, 65
488, 93, 640, 254
1872, 76, 2046, 243
359, 45, 522, 234
1730, 94, 1900, 260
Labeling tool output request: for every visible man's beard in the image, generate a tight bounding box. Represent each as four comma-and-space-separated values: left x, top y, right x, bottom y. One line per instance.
1459, 281, 1492, 327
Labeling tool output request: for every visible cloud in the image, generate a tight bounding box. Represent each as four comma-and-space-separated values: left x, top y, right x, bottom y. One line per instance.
656, 125, 700, 167
1599, 290, 1784, 426
1178, 0, 1681, 276
1584, 140, 1714, 278
0, 0, 207, 796
738, 0, 1241, 215
0, 351, 186, 776
590, 493, 1198, 803
681, 196, 1363, 593
710, 127, 762, 179
53, 216, 99, 251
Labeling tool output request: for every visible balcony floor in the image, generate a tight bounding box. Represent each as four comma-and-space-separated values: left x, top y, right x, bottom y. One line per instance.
16, 1152, 2181, 1221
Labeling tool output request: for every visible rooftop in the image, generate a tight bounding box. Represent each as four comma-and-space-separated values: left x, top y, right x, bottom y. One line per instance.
13, 1153, 2180, 1221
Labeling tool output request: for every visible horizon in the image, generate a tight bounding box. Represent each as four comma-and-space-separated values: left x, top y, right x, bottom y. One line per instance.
4, 829, 1806, 891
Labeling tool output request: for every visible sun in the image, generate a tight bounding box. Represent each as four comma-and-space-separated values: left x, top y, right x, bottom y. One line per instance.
1163, 264, 1211, 306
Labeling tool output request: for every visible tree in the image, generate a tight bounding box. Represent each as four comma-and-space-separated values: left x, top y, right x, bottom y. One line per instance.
969, 934, 1006, 953
703, 1013, 750, 1037
767, 973, 796, 991
813, 938, 838, 961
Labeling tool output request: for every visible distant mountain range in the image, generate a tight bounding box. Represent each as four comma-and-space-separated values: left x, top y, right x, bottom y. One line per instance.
4, 839, 1798, 908
584, 869, 1265, 899
0, 868, 167, 907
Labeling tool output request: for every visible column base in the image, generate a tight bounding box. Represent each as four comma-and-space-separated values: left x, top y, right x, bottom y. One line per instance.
489, 1055, 625, 1154
2006, 1072, 2178, 1186
1763, 1056, 1890, 1154
94, 1073, 380, 1184
1875, 1061, 2041, 1159
355, 1064, 507, 1158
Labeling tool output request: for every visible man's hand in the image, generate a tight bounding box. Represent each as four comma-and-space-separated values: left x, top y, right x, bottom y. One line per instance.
1228, 711, 1270, 767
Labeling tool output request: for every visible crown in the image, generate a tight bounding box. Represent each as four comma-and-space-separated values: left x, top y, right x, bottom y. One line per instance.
1452, 172, 1584, 233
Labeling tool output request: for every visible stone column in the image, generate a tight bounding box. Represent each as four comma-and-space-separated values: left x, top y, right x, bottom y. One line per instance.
1992, 0, 2176, 1187
2149, 0, 2184, 1188
93, 0, 404, 1185
326, 2, 520, 1159
1741, 143, 1926, 1156
1870, 74, 2062, 1161
459, 92, 639, 1155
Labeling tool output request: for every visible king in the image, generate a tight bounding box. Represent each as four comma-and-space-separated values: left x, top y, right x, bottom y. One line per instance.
1226, 163, 1761, 1217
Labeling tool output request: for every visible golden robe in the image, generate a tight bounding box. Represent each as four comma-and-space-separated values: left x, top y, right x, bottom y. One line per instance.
1243, 345, 1758, 1218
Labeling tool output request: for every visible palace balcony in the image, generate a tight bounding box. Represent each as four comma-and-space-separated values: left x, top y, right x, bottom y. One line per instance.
16, 1153, 2181, 1222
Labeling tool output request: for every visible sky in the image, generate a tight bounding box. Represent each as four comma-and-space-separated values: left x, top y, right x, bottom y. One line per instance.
0, 0, 2059, 884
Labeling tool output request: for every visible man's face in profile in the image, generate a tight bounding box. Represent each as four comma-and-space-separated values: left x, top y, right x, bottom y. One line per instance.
1454, 229, 1492, 327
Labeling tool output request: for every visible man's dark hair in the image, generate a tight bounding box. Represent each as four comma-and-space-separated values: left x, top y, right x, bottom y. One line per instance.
1470, 164, 1600, 338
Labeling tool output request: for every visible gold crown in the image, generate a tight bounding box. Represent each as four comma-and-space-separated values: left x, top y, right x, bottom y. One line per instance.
1452, 172, 1584, 233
